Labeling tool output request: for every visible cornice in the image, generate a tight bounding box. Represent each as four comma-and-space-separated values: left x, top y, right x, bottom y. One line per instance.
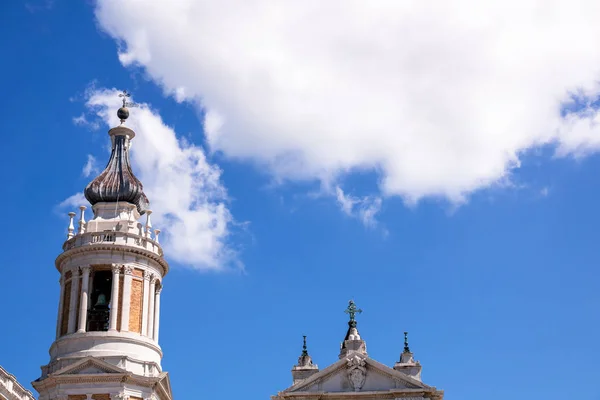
32, 373, 162, 392
273, 388, 443, 399
55, 243, 169, 276
0, 365, 35, 400
48, 331, 163, 359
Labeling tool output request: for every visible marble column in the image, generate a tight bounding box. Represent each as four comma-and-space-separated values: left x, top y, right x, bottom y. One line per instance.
121, 266, 133, 332
146, 277, 156, 338
67, 268, 80, 334
109, 264, 121, 331
55, 274, 66, 338
77, 265, 91, 333
153, 286, 162, 342
141, 271, 151, 335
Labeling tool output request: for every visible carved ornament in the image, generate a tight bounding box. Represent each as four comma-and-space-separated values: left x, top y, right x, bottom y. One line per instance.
346, 355, 367, 392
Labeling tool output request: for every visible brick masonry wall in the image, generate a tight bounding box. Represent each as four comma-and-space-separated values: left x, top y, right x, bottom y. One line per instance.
67, 395, 87, 400
91, 394, 111, 400
129, 268, 144, 333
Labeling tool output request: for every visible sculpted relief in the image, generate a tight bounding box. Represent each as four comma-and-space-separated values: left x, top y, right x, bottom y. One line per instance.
346, 356, 367, 391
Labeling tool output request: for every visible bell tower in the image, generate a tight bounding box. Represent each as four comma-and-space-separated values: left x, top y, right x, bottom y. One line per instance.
33, 94, 173, 400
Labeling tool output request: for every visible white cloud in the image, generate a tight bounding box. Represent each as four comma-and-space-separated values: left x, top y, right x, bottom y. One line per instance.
335, 187, 382, 228
73, 113, 100, 130
94, 1, 600, 208
59, 192, 88, 210
66, 89, 238, 271
82, 154, 98, 178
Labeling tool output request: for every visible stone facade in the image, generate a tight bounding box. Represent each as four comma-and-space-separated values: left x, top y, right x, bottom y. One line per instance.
273, 303, 444, 400
0, 366, 35, 400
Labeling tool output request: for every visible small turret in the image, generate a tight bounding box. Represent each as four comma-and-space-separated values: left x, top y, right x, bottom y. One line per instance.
393, 331, 422, 381
291, 335, 319, 384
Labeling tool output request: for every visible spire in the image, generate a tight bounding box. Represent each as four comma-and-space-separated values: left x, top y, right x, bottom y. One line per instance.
394, 330, 423, 381
297, 335, 313, 366
398, 331, 415, 363
84, 91, 150, 215
339, 300, 367, 358
301, 335, 309, 357
292, 335, 318, 384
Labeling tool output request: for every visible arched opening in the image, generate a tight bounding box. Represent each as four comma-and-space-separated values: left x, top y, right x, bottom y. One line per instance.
87, 269, 112, 331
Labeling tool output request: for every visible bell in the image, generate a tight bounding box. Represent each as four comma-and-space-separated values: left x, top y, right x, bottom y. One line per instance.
95, 293, 107, 307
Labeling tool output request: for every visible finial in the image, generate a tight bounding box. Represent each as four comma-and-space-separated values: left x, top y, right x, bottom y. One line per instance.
344, 300, 362, 326
67, 212, 76, 239
78, 206, 87, 235
145, 210, 153, 238
301, 335, 308, 356
117, 90, 138, 123
404, 331, 410, 353
154, 228, 161, 244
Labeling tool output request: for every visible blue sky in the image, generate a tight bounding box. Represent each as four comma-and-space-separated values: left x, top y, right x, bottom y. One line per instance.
2, 1, 600, 400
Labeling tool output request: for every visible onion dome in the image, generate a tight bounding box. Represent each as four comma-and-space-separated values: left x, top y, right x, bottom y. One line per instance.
84, 105, 149, 214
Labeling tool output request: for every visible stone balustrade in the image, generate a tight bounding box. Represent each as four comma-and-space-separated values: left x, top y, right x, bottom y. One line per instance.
62, 230, 163, 257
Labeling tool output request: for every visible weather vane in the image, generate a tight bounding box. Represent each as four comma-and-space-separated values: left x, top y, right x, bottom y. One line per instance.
118, 90, 138, 108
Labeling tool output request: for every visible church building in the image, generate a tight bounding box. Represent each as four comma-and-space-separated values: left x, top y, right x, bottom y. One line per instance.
272, 301, 444, 400
0, 99, 444, 400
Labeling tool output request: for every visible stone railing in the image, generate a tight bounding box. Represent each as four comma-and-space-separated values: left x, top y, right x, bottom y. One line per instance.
0, 365, 35, 400
63, 231, 163, 257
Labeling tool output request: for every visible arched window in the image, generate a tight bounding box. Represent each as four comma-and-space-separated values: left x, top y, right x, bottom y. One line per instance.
87, 270, 112, 331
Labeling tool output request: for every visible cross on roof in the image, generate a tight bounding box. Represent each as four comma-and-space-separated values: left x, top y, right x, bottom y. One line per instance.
118, 90, 138, 108
344, 300, 362, 322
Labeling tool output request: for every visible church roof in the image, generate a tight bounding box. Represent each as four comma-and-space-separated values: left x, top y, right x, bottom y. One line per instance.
273, 301, 444, 400
84, 106, 150, 215
274, 352, 443, 400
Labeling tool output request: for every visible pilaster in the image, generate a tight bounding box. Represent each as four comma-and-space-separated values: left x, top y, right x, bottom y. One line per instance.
146, 277, 156, 338
153, 286, 161, 342
141, 271, 151, 335
55, 274, 66, 338
67, 268, 80, 334
109, 264, 121, 331
77, 265, 91, 333
121, 266, 133, 332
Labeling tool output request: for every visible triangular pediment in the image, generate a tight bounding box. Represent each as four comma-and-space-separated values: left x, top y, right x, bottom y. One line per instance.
156, 372, 174, 400
284, 353, 429, 394
50, 357, 127, 376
